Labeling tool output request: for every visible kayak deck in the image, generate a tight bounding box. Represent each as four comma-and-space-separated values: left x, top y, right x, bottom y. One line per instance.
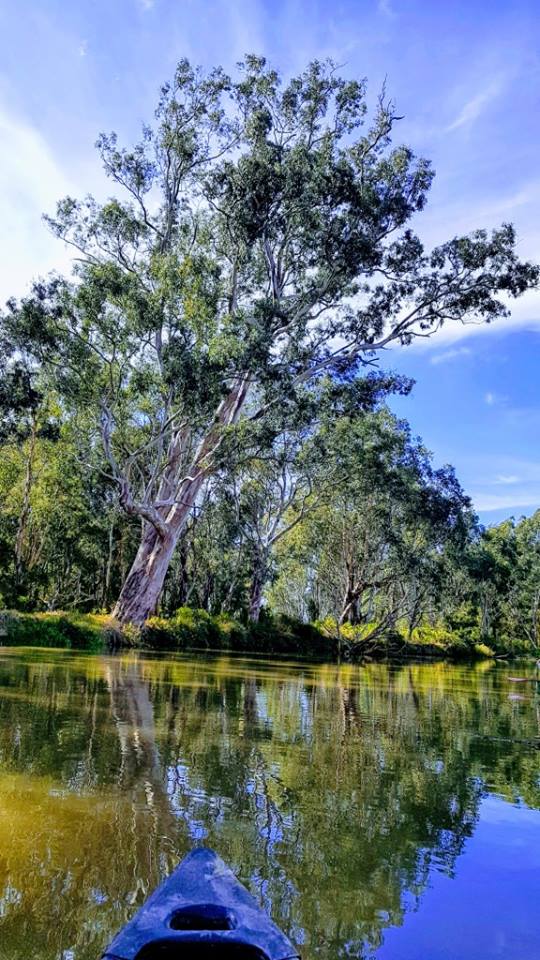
102, 848, 300, 960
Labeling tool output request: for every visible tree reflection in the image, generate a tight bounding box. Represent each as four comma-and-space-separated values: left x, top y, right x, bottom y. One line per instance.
0, 651, 538, 959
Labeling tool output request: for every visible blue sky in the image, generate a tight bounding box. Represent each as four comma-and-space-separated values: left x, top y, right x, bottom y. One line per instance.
0, 0, 539, 524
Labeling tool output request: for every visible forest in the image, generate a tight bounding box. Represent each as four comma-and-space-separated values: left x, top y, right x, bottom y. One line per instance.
1, 56, 539, 658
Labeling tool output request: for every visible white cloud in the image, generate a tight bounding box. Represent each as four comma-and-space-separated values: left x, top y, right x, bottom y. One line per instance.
466, 457, 540, 515
430, 346, 471, 365
473, 491, 540, 512
0, 104, 77, 304
485, 392, 496, 405
396, 170, 540, 350
493, 474, 520, 485
139, 0, 155, 9
79, 40, 87, 57
447, 80, 503, 132
390, 215, 540, 353
396, 290, 540, 353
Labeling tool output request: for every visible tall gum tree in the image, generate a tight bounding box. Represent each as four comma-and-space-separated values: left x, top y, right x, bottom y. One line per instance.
4, 57, 538, 625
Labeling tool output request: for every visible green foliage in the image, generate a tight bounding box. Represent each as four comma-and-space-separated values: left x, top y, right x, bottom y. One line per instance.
1, 56, 536, 627
143, 608, 336, 657
449, 512, 540, 654
407, 621, 465, 649
145, 607, 224, 649
141, 608, 499, 660
0, 417, 138, 611
270, 407, 475, 635
312, 615, 495, 659
402, 623, 495, 658
2, 612, 106, 650
473, 643, 496, 658
0, 56, 538, 648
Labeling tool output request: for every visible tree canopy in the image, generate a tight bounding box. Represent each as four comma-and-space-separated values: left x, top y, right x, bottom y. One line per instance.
1, 56, 538, 633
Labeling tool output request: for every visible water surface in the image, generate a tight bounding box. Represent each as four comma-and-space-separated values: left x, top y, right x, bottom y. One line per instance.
0, 648, 539, 959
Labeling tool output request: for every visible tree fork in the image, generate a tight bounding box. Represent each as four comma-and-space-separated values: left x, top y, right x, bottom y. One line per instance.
113, 377, 250, 626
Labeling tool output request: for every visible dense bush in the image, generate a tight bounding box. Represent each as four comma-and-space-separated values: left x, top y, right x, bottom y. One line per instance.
143, 608, 337, 657
0, 609, 500, 661
141, 609, 495, 660
1, 611, 106, 650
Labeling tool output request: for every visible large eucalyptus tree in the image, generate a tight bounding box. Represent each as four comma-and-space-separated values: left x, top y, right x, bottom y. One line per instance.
4, 56, 537, 624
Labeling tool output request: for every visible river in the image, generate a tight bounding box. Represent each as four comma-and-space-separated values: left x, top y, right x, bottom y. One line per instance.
0, 648, 538, 959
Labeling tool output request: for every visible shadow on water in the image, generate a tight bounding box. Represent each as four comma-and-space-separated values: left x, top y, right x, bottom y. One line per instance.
0, 649, 538, 959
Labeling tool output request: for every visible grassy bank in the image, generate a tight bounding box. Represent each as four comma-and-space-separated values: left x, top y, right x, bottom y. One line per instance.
0, 611, 111, 651
0, 608, 501, 660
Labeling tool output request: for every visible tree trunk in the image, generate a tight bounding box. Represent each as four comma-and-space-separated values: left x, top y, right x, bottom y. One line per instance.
248, 556, 267, 622
103, 513, 115, 608
113, 467, 208, 625
176, 538, 190, 608
113, 377, 250, 626
249, 576, 264, 622
113, 525, 178, 626
339, 557, 362, 626
340, 583, 361, 626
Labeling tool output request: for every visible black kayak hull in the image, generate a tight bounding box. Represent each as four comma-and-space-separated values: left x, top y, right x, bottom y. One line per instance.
101, 847, 300, 960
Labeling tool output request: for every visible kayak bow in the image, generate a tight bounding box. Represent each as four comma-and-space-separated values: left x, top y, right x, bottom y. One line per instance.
101, 847, 301, 960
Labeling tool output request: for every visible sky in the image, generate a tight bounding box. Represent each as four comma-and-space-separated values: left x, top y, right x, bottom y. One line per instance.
0, 0, 539, 524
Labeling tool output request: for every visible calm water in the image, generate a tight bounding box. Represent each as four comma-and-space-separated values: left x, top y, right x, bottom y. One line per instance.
0, 649, 539, 960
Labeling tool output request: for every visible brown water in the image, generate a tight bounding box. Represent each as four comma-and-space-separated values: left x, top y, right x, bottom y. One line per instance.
0, 648, 539, 960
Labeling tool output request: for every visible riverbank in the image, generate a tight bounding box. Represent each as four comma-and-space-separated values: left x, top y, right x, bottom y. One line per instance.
0, 608, 501, 661
0, 611, 109, 651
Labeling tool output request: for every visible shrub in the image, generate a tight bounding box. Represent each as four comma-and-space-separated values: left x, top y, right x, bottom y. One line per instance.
1, 611, 105, 650
143, 609, 335, 657
144, 607, 222, 650
0, 607, 501, 662
473, 642, 495, 658
406, 622, 458, 648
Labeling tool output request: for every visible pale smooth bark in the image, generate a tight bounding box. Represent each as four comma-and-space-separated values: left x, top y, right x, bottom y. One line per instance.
112, 377, 249, 625
248, 557, 267, 623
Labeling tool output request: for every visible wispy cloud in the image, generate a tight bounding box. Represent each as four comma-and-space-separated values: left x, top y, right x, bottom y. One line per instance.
447, 80, 503, 132
400, 299, 540, 353
473, 492, 540, 512
0, 104, 76, 303
503, 404, 540, 429
377, 0, 395, 17
483, 390, 510, 407
430, 346, 471, 365
79, 40, 87, 57
467, 457, 540, 515
493, 474, 520, 485
139, 0, 155, 9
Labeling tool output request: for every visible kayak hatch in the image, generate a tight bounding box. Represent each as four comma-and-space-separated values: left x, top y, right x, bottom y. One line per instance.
101, 847, 301, 960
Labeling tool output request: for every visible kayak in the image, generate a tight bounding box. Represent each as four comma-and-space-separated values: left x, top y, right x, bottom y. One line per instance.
101, 847, 301, 960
